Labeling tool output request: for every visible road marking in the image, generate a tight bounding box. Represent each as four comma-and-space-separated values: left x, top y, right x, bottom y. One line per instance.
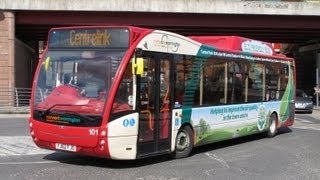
204, 169, 216, 176
204, 152, 230, 168
136, 176, 181, 180
0, 160, 58, 165
295, 118, 312, 123
293, 126, 320, 131
0, 136, 53, 156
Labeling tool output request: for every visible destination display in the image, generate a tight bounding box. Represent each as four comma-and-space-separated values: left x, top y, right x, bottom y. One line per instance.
48, 28, 129, 48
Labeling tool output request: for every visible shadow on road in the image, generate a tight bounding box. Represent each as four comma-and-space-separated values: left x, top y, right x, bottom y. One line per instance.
43, 127, 292, 168
191, 127, 292, 156
43, 151, 173, 168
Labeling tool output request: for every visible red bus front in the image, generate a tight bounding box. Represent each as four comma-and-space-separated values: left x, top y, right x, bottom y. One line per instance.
29, 27, 145, 159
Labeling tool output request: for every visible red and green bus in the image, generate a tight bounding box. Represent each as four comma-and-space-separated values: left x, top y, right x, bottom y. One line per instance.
29, 26, 295, 160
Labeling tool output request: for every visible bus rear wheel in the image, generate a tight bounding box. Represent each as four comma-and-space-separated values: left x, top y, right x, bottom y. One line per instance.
174, 126, 193, 159
267, 113, 277, 138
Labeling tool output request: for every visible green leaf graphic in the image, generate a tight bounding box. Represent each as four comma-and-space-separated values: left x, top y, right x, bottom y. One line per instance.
279, 64, 294, 122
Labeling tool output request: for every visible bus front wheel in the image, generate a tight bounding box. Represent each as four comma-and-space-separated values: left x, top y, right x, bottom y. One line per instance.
174, 126, 193, 159
267, 113, 277, 138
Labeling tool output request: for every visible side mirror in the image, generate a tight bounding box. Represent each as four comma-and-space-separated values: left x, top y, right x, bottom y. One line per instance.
132, 57, 144, 75
42, 57, 51, 71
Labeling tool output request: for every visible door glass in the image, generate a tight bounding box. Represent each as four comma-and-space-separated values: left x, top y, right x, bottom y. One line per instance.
138, 56, 171, 147
159, 59, 170, 139
139, 57, 155, 142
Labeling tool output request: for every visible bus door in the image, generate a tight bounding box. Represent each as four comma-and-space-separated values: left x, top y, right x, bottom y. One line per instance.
136, 53, 172, 157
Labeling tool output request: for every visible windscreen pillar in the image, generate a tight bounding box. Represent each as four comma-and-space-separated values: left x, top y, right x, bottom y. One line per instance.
0, 11, 15, 107
317, 52, 320, 108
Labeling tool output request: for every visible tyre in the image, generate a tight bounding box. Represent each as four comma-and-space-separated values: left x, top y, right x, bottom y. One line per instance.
267, 113, 277, 138
173, 126, 193, 159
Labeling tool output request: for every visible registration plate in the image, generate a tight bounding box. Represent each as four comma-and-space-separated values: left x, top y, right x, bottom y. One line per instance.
55, 143, 77, 152
295, 104, 305, 109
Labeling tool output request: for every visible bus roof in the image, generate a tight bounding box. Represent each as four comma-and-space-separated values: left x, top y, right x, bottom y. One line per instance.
188, 36, 285, 57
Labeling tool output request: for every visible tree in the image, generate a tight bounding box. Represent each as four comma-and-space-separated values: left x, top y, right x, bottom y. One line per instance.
199, 118, 207, 136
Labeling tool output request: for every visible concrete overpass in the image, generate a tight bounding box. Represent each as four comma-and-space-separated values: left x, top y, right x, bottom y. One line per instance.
1, 0, 319, 43
0, 0, 320, 106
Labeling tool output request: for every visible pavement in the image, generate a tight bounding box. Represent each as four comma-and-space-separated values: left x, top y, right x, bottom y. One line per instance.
0, 113, 30, 119
0, 106, 30, 114
310, 107, 320, 117
0, 107, 30, 118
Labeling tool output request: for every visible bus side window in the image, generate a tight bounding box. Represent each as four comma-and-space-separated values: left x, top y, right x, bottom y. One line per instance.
112, 61, 133, 113
174, 57, 184, 107
247, 63, 264, 102
174, 56, 201, 107
233, 62, 245, 104
226, 61, 245, 104
265, 62, 279, 101
279, 64, 289, 99
203, 58, 226, 105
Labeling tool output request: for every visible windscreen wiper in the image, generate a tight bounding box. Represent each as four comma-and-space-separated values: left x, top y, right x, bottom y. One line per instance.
61, 110, 97, 122
39, 104, 97, 122
40, 104, 74, 118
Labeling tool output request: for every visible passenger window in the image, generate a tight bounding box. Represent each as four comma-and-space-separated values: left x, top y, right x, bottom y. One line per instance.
174, 56, 202, 107
203, 58, 226, 105
112, 60, 133, 114
248, 63, 264, 102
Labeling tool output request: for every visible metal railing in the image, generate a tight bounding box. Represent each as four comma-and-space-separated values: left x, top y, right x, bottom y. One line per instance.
0, 87, 31, 113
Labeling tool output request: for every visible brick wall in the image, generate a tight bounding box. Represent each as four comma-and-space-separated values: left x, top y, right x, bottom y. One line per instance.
0, 11, 15, 106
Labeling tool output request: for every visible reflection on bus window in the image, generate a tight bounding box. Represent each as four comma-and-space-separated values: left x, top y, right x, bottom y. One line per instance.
265, 63, 280, 101
203, 59, 226, 105
174, 56, 201, 107
34, 50, 126, 115
112, 59, 133, 114
248, 63, 264, 102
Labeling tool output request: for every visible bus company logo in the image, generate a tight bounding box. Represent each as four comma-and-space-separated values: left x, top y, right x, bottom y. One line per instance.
46, 115, 81, 124
143, 41, 148, 49
241, 40, 273, 55
257, 105, 267, 131
153, 35, 180, 52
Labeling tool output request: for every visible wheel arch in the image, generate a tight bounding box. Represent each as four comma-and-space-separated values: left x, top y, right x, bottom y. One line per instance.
179, 122, 195, 144
270, 111, 279, 128
266, 111, 279, 138
172, 122, 194, 159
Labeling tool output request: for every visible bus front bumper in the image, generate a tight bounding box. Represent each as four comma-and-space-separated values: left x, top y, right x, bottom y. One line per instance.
29, 118, 110, 158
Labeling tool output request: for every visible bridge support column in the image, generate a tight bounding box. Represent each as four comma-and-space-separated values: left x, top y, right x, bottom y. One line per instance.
0, 11, 15, 106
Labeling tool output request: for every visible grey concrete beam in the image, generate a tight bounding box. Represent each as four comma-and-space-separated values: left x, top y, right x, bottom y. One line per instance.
299, 44, 320, 52
0, 0, 320, 16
